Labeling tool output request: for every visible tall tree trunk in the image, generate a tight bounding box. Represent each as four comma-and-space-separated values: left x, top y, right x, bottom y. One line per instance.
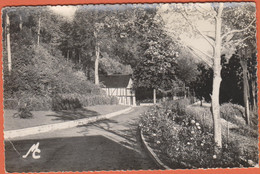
78, 52, 81, 64
94, 30, 100, 85
66, 50, 69, 61
251, 80, 257, 112
153, 89, 156, 104
4, 14, 7, 48
19, 15, 23, 30
211, 3, 223, 149
183, 83, 186, 98
74, 48, 77, 63
71, 49, 75, 63
37, 16, 41, 46
247, 51, 257, 112
94, 43, 100, 85
87, 65, 91, 80
240, 58, 250, 125
6, 13, 12, 74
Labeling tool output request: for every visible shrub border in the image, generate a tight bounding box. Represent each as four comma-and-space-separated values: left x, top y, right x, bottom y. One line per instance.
141, 101, 258, 169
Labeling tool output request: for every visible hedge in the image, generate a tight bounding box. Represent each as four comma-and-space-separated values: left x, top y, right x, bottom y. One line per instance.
4, 94, 119, 111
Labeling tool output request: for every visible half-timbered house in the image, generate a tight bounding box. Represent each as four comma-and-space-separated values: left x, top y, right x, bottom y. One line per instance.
100, 75, 136, 106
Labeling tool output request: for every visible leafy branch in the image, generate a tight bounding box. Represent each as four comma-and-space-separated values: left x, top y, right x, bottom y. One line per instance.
221, 18, 256, 40
186, 45, 213, 67
179, 10, 215, 48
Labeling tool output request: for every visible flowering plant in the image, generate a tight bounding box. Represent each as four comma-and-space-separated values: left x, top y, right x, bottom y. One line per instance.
139, 99, 246, 168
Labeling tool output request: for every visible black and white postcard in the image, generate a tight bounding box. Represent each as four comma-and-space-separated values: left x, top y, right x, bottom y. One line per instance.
2, 2, 259, 173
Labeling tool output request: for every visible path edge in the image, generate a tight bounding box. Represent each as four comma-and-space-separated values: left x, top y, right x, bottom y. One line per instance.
138, 127, 171, 170
4, 107, 132, 139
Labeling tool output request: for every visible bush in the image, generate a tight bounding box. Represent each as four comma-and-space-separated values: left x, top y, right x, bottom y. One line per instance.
51, 93, 119, 111
13, 105, 33, 119
4, 99, 19, 110
86, 95, 119, 106
4, 93, 119, 111
4, 45, 106, 111
186, 103, 258, 162
32, 46, 104, 96
185, 106, 213, 131
220, 103, 245, 126
62, 93, 118, 106
220, 103, 258, 138
250, 111, 258, 128
52, 95, 82, 111
139, 99, 253, 168
4, 95, 52, 111
163, 98, 191, 116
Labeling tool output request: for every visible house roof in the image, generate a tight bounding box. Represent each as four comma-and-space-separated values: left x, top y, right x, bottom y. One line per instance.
99, 75, 132, 88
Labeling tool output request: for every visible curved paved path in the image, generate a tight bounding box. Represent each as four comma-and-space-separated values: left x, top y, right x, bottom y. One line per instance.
5, 106, 159, 172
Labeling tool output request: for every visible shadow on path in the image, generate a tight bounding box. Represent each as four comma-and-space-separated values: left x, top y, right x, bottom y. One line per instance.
5, 107, 159, 172
5, 135, 158, 172
77, 107, 157, 169
46, 108, 100, 121
81, 119, 138, 149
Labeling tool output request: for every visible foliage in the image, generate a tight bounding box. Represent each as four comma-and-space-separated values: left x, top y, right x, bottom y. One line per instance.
158, 2, 256, 148
139, 99, 258, 168
163, 98, 191, 116
82, 95, 119, 106
2, 4, 257, 118
220, 103, 258, 138
133, 39, 178, 90
191, 52, 257, 107
220, 54, 243, 105
34, 45, 104, 95
99, 54, 133, 75
175, 51, 199, 86
191, 63, 213, 102
187, 104, 258, 163
13, 106, 33, 119
61, 5, 154, 80
3, 43, 105, 111
220, 103, 245, 126
4, 95, 52, 111
71, 4, 180, 86
128, 6, 180, 91
52, 93, 118, 111
5, 93, 119, 112
52, 95, 82, 111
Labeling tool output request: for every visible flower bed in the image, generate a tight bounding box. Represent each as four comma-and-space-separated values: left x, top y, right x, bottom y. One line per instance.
139, 99, 258, 169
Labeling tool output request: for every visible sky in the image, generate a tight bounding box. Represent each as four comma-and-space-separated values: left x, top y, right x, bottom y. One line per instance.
49, 6, 77, 20
157, 3, 215, 65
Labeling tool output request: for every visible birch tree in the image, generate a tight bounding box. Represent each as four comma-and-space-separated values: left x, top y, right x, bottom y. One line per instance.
159, 2, 256, 149
6, 13, 12, 74
93, 23, 102, 85
37, 15, 41, 46
70, 7, 120, 85
212, 3, 223, 148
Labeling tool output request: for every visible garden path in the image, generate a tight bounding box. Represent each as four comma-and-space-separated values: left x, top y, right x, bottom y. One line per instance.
5, 106, 159, 172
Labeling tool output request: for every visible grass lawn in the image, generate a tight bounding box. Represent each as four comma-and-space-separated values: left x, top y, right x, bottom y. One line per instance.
4, 105, 129, 131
